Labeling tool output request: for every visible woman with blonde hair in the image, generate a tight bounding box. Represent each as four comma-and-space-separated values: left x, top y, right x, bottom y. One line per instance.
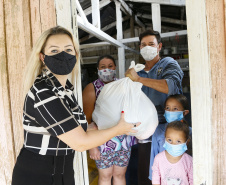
11, 26, 140, 185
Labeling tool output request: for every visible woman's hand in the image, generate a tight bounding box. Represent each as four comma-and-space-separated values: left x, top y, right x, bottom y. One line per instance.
116, 111, 141, 135
89, 147, 101, 160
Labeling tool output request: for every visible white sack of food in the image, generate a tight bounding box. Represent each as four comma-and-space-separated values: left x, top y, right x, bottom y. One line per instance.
92, 63, 158, 140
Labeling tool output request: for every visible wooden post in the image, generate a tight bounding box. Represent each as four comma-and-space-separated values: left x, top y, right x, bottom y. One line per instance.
91, 0, 101, 29
186, 0, 226, 184
55, 0, 89, 184
0, 1, 15, 184
115, 1, 125, 78
151, 3, 161, 33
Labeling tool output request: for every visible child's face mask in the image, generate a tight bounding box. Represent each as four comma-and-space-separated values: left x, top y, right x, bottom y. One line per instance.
164, 110, 184, 123
163, 140, 187, 157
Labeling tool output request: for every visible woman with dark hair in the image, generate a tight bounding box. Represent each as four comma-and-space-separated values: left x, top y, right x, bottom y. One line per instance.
83, 55, 137, 185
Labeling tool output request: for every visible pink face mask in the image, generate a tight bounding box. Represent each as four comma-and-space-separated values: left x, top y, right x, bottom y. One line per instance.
98, 68, 116, 82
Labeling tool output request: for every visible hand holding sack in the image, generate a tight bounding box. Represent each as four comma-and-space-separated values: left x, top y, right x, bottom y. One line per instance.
92, 62, 159, 140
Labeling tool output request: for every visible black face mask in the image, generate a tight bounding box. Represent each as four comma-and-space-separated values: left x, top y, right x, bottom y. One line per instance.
44, 51, 77, 75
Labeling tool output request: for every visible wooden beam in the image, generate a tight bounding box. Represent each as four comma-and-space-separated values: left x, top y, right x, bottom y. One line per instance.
125, 0, 186, 6
75, 0, 89, 24
146, 23, 180, 31
79, 16, 130, 43
117, 0, 145, 27
115, 1, 126, 78
77, 15, 139, 53
137, 13, 187, 25
55, 0, 72, 31
82, 53, 136, 62
91, 0, 101, 28
83, 0, 111, 16
80, 42, 111, 49
114, 30, 187, 44
161, 30, 187, 37
151, 3, 161, 33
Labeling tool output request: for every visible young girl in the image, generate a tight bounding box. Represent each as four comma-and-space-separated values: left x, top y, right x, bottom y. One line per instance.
152, 121, 193, 185
149, 94, 192, 181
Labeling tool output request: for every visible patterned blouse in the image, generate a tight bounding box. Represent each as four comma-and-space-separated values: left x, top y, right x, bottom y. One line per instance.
23, 69, 87, 156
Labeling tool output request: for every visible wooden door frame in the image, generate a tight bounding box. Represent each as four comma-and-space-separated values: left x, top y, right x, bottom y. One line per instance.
186, 0, 226, 184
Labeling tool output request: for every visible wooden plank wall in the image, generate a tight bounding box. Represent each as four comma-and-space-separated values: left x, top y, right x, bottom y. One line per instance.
206, 0, 226, 184
186, 0, 226, 184
0, 0, 56, 184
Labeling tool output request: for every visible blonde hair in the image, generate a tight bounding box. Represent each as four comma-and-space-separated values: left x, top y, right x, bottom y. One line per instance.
23, 26, 80, 98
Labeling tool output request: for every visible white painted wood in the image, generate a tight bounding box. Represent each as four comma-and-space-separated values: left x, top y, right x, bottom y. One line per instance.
83, 0, 111, 16
82, 52, 135, 61
121, 37, 140, 43
109, 30, 187, 44
81, 30, 187, 48
117, 0, 145, 27
137, 13, 187, 25
80, 42, 111, 49
75, 0, 89, 24
161, 30, 187, 37
55, 0, 72, 31
146, 24, 180, 31
77, 15, 138, 53
91, 0, 100, 29
115, 1, 123, 40
55, 1, 89, 184
115, 1, 125, 78
117, 48, 126, 78
186, 0, 212, 184
152, 3, 161, 33
125, 0, 186, 6
80, 16, 130, 43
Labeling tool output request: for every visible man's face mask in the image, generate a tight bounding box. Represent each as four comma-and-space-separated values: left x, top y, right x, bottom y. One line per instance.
140, 46, 158, 61
44, 51, 77, 75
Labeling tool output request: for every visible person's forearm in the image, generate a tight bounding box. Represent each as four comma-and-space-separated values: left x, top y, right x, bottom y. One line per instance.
58, 125, 121, 152
81, 126, 120, 151
137, 77, 169, 94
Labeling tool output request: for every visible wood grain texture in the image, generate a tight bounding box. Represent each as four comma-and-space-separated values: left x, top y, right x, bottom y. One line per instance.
30, 0, 56, 45
0, 1, 15, 184
187, 0, 226, 184
206, 0, 226, 184
4, 0, 29, 158
0, 0, 56, 184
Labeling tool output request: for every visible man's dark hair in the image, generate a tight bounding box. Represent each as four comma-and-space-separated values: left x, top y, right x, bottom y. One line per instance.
165, 121, 190, 141
164, 94, 190, 110
96, 55, 116, 68
139, 29, 161, 44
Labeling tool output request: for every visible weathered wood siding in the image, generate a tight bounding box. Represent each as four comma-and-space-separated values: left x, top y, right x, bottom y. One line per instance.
186, 0, 226, 184
0, 0, 56, 184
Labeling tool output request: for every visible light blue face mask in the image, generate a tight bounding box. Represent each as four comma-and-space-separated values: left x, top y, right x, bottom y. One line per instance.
164, 110, 184, 123
163, 140, 187, 157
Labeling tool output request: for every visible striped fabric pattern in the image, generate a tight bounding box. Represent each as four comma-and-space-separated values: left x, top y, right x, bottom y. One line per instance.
23, 69, 87, 156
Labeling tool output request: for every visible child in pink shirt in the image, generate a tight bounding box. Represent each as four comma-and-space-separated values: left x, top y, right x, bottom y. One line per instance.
152, 121, 193, 185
